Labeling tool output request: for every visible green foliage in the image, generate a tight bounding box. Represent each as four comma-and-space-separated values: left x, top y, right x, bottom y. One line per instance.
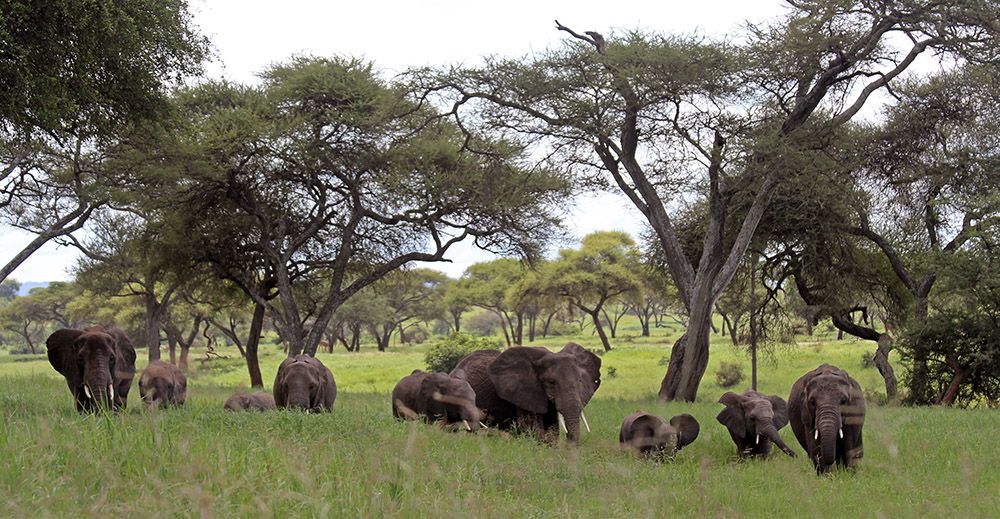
899, 311, 1000, 406
0, 280, 20, 302
715, 361, 744, 388
0, 0, 209, 139
424, 332, 500, 373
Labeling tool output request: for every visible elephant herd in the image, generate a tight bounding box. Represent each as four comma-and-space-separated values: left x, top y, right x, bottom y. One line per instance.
46, 327, 866, 475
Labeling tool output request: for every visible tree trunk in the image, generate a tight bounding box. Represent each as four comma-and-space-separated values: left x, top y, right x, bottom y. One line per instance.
658, 299, 713, 402
940, 357, 971, 406
515, 312, 524, 345
452, 311, 461, 333
145, 294, 161, 362
245, 300, 267, 388
873, 334, 897, 399
498, 310, 512, 347
585, 308, 612, 351
167, 332, 177, 365
541, 310, 556, 338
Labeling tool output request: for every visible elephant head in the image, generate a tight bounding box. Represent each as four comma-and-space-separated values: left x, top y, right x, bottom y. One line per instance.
224, 391, 276, 411
139, 360, 187, 407
393, 369, 482, 431
788, 364, 866, 473
717, 390, 796, 458
487, 343, 601, 444
422, 371, 482, 431
274, 355, 337, 412
619, 411, 700, 458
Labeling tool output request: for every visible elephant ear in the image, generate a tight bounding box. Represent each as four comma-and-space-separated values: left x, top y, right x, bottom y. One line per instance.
488, 347, 549, 414
716, 392, 746, 434
273, 358, 292, 406
767, 395, 790, 430
560, 342, 602, 405
46, 329, 84, 379
314, 364, 336, 411
670, 413, 700, 449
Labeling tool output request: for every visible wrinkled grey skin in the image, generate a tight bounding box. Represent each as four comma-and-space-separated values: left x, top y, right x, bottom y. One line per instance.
619, 411, 699, 459
224, 391, 276, 411
392, 369, 481, 432
717, 390, 796, 459
46, 326, 136, 412
788, 364, 866, 474
273, 355, 337, 412
139, 360, 187, 407
452, 343, 601, 444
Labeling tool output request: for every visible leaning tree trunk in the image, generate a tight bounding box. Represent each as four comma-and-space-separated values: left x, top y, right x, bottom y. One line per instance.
585, 308, 612, 352
873, 334, 897, 399
244, 301, 267, 388
658, 298, 713, 402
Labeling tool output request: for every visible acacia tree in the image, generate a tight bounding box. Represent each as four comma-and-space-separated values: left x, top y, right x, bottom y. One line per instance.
457, 258, 530, 347
155, 57, 566, 366
427, 2, 1000, 400
364, 269, 446, 352
0, 0, 208, 283
542, 232, 640, 351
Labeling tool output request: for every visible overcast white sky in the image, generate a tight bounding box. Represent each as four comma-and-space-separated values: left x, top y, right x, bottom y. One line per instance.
0, 0, 790, 282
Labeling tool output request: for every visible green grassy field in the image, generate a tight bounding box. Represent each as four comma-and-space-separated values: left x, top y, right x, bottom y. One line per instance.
1, 320, 997, 517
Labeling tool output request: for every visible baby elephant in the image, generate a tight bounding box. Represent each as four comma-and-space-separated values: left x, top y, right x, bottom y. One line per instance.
224, 391, 276, 411
274, 355, 337, 412
139, 360, 187, 407
392, 369, 482, 432
716, 390, 796, 459
619, 411, 700, 459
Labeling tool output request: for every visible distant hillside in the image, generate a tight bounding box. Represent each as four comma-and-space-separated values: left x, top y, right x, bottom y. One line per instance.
17, 281, 51, 296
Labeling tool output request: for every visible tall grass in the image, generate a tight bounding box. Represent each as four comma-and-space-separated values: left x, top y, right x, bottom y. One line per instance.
1, 321, 997, 517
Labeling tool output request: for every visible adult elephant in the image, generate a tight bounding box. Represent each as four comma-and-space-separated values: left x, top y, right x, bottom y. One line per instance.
452, 343, 601, 444
392, 369, 481, 431
619, 411, 699, 459
788, 364, 866, 474
274, 355, 337, 412
716, 390, 796, 459
46, 326, 136, 412
224, 391, 276, 411
139, 360, 187, 407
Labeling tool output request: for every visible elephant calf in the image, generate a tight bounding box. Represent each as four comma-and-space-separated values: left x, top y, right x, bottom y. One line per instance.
139, 360, 187, 407
717, 390, 796, 459
224, 391, 276, 411
274, 355, 337, 412
619, 411, 699, 459
392, 369, 481, 431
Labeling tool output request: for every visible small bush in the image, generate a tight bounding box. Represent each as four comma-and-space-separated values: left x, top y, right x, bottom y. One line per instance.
860, 351, 875, 369
715, 362, 744, 388
606, 366, 618, 379
424, 332, 500, 373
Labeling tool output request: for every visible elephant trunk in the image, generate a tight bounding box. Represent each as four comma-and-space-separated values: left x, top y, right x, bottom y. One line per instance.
557, 400, 582, 444
759, 422, 794, 457
816, 406, 841, 467
83, 358, 113, 409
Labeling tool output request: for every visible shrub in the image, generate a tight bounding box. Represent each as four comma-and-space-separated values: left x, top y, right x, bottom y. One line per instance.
606, 366, 618, 379
424, 332, 501, 373
860, 351, 875, 369
715, 362, 744, 388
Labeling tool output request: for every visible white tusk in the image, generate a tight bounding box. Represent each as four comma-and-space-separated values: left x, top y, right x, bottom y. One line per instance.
557, 412, 568, 433
756, 434, 760, 445
108, 384, 115, 401
479, 421, 488, 429
581, 411, 591, 433
84, 385, 92, 399
463, 420, 472, 432
814, 430, 819, 440
839, 428, 844, 439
